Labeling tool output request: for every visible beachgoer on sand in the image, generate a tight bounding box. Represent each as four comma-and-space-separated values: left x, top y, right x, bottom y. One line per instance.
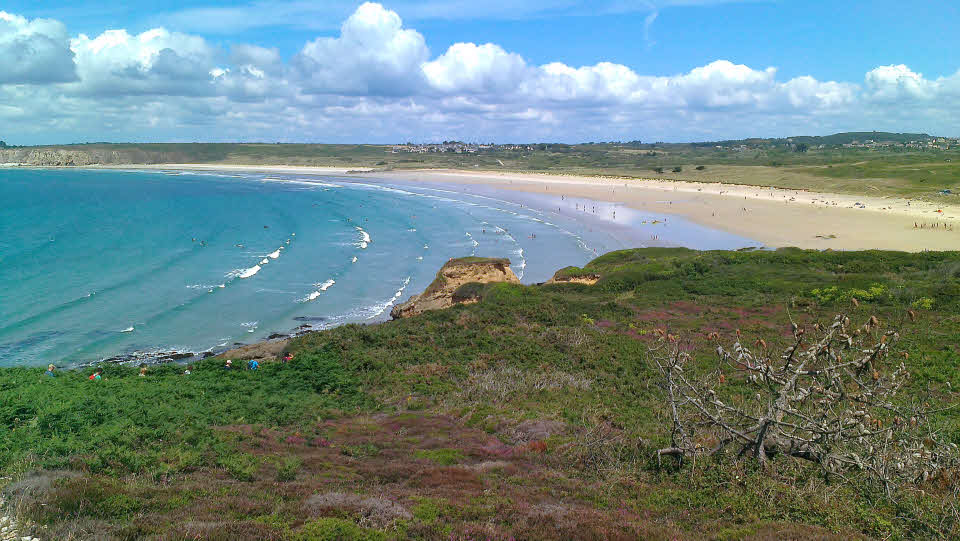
284, 353, 294, 363
224, 359, 233, 370
45, 364, 56, 377
184, 365, 193, 375
89, 368, 103, 381
248, 359, 260, 370
139, 365, 148, 377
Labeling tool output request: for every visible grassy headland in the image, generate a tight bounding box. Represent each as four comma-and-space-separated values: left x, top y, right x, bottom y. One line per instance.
2, 248, 959, 539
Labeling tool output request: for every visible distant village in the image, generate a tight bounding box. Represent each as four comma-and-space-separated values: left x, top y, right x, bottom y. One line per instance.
390, 136, 960, 154
838, 137, 960, 150
390, 142, 534, 154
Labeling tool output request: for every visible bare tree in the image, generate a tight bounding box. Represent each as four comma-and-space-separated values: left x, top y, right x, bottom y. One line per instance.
652, 314, 958, 495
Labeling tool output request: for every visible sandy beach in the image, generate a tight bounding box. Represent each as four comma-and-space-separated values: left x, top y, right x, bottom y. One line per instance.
380, 169, 960, 252
108, 164, 960, 252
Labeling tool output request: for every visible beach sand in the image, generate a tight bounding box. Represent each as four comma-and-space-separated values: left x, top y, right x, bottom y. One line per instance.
381, 170, 960, 252
119, 164, 959, 252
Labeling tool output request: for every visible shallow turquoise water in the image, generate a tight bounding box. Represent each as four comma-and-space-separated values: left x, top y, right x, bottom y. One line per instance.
0, 168, 756, 366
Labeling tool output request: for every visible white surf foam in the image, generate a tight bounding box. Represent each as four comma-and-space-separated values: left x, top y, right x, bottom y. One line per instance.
318, 279, 335, 291
260, 258, 269, 265
268, 249, 281, 259
352, 256, 358, 263
355, 227, 371, 249
120, 326, 134, 333
238, 265, 262, 278
302, 279, 336, 302
513, 247, 527, 280
366, 277, 411, 320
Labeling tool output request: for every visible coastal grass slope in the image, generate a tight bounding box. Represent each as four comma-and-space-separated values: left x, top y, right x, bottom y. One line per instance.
1, 248, 959, 539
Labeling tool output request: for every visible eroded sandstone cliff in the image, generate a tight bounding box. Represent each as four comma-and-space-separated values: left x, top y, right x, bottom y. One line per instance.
390, 257, 519, 319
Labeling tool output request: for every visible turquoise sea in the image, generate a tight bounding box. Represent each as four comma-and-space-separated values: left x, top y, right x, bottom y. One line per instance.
0, 168, 756, 366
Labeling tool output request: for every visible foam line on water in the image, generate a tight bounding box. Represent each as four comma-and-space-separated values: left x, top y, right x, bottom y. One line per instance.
237, 265, 261, 279
366, 277, 411, 320
355, 226, 371, 249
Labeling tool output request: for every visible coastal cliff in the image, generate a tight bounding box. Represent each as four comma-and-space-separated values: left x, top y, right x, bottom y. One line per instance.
0, 147, 180, 166
390, 257, 519, 318
545, 266, 601, 285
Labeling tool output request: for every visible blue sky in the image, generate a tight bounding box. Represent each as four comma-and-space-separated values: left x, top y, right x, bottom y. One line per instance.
2, 1, 959, 144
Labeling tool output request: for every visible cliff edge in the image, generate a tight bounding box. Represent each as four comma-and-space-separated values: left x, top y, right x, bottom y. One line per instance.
545, 266, 600, 285
390, 257, 519, 319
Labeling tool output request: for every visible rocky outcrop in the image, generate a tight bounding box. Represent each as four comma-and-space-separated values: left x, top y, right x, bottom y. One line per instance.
391, 257, 519, 319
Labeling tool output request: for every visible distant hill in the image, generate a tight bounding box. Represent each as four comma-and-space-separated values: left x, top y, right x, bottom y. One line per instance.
694, 131, 934, 147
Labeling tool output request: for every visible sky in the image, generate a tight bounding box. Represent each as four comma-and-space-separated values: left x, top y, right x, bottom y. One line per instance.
2, 0, 960, 145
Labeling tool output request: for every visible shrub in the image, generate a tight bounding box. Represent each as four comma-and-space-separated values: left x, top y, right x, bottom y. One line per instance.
342, 443, 379, 458
411, 498, 447, 524
413, 448, 464, 466
292, 518, 386, 541
219, 453, 259, 481
696, 165, 706, 170
672, 166, 683, 173
276, 455, 302, 482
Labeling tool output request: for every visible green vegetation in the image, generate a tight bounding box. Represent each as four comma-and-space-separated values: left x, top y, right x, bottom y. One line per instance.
413, 448, 464, 466
0, 349, 363, 476
2, 248, 959, 539
293, 518, 387, 541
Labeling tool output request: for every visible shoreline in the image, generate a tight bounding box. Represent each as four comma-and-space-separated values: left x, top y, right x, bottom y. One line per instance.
63, 163, 958, 251
376, 169, 960, 252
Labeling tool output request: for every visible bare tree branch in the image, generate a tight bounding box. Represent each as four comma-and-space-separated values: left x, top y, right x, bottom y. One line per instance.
651, 314, 960, 496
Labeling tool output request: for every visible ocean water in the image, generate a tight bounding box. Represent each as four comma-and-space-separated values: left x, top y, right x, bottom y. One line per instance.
0, 168, 756, 366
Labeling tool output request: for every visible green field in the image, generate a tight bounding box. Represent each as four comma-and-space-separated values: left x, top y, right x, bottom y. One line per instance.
2, 248, 959, 539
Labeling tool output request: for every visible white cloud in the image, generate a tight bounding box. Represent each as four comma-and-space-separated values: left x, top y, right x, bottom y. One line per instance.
70, 28, 220, 96
293, 2, 429, 96
0, 11, 76, 84
865, 64, 937, 102
423, 43, 528, 94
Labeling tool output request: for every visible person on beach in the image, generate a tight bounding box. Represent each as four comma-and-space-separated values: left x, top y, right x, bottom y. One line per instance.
283, 353, 294, 363
224, 359, 233, 370
184, 365, 193, 375
89, 368, 103, 381
45, 364, 56, 377
247, 359, 260, 370
139, 365, 148, 377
